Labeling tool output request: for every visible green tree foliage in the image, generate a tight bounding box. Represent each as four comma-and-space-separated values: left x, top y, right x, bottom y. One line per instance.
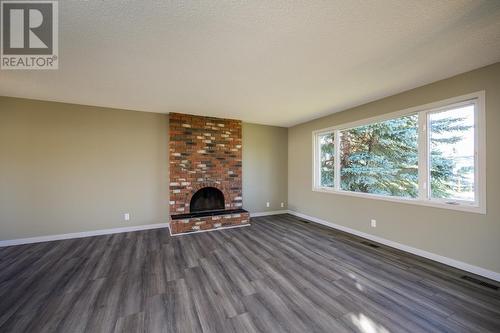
339, 115, 419, 197
319, 133, 335, 186
320, 114, 472, 198
429, 115, 473, 198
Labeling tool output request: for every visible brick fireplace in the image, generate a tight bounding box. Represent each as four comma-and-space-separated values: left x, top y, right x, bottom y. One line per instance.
168, 113, 250, 235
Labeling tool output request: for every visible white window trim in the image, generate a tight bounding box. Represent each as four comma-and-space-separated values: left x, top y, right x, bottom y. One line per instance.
312, 91, 486, 214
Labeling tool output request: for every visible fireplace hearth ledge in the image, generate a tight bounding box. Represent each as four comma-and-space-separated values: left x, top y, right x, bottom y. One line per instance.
171, 208, 248, 220
168, 222, 250, 237
169, 208, 250, 235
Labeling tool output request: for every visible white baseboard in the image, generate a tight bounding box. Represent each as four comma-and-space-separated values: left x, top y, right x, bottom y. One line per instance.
168, 223, 250, 236
0, 223, 170, 247
250, 210, 288, 217
286, 210, 500, 282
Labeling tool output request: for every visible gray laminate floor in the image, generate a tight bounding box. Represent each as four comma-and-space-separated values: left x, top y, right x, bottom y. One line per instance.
1, 214, 499, 333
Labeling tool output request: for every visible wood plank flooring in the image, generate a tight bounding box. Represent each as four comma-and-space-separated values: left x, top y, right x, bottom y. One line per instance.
1, 214, 499, 332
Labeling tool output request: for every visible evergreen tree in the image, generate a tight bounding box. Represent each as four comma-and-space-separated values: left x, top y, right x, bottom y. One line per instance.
428, 115, 472, 198
319, 133, 335, 186
340, 115, 419, 197
319, 113, 472, 198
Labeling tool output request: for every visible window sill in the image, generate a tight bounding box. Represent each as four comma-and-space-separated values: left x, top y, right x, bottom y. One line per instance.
312, 187, 486, 214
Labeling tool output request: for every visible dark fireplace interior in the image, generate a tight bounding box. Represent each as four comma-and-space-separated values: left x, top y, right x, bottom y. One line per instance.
190, 187, 225, 213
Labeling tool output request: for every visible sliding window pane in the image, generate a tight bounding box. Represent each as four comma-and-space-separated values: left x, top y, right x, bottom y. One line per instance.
429, 104, 475, 202
319, 132, 335, 187
340, 115, 418, 197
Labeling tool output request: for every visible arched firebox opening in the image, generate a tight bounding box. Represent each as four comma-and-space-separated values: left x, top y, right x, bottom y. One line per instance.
190, 187, 225, 213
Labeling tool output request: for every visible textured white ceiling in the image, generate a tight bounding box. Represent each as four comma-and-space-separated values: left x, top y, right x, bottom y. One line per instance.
1, 0, 500, 127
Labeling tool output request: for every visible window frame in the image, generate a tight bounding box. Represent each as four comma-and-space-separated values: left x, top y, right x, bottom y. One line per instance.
312, 91, 486, 214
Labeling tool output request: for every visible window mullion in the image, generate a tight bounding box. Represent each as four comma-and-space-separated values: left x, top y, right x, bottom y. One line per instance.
473, 100, 480, 207
314, 133, 319, 188
418, 111, 429, 200
334, 130, 341, 191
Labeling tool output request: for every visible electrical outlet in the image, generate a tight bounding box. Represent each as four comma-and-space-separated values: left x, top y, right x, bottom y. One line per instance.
281, 202, 284, 208
124, 213, 130, 221
266, 202, 270, 208
370, 219, 376, 228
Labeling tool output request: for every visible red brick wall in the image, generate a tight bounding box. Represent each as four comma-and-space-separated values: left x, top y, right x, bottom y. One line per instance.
169, 113, 243, 215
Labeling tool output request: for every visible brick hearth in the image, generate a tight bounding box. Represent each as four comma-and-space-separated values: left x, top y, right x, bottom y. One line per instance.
169, 113, 250, 234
